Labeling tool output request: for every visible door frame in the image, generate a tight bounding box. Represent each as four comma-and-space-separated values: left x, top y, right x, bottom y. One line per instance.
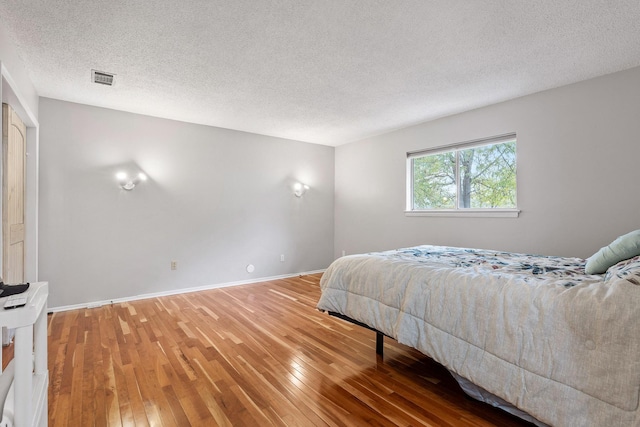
0, 61, 39, 283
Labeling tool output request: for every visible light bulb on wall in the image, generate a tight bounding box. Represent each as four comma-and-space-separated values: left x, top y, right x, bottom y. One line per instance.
116, 171, 147, 191
293, 182, 309, 197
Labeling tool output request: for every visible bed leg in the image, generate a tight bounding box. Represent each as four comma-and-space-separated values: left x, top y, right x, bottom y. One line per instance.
376, 332, 384, 357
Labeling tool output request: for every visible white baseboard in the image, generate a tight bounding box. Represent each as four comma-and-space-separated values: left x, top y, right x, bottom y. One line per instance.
49, 269, 326, 313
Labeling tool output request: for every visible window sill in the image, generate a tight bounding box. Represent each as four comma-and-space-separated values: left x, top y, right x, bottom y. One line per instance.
405, 209, 520, 218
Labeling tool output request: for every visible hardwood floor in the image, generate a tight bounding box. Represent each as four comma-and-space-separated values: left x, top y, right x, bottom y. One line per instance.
44, 273, 533, 426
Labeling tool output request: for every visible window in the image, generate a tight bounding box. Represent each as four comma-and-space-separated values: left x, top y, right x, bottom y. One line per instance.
407, 134, 518, 217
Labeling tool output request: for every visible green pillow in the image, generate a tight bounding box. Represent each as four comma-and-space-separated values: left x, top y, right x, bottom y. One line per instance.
585, 229, 640, 274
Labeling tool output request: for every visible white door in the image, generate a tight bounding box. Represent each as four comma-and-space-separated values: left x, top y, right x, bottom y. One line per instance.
2, 103, 26, 284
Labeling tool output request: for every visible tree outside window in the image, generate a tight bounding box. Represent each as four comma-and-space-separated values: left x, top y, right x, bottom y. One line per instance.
410, 138, 516, 211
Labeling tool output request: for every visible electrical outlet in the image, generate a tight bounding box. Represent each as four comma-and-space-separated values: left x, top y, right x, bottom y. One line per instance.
280, 254, 285, 262
171, 261, 177, 270
342, 250, 346, 257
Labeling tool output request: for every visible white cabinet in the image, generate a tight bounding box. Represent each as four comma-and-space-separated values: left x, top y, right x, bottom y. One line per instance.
0, 283, 48, 427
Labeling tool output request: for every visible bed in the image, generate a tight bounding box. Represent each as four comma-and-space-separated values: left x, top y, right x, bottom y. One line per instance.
316, 242, 640, 427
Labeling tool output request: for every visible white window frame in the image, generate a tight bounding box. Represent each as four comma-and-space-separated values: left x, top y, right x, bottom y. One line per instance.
406, 133, 520, 218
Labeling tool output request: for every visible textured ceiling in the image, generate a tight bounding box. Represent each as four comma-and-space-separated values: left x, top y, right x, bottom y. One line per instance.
1, 1, 640, 146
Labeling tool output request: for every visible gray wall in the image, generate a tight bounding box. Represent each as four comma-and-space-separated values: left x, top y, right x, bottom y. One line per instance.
37, 65, 640, 307
39, 98, 334, 308
335, 66, 640, 259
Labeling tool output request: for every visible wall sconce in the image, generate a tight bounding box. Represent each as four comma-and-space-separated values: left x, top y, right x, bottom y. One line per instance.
116, 171, 147, 191
293, 182, 309, 197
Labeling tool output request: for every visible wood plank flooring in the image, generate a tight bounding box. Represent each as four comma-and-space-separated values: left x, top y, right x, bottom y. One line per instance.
44, 273, 533, 426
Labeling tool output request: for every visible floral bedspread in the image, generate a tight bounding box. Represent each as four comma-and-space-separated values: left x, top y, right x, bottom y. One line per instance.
395, 246, 595, 287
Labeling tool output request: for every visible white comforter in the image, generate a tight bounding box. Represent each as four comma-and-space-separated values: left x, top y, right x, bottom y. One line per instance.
317, 245, 640, 427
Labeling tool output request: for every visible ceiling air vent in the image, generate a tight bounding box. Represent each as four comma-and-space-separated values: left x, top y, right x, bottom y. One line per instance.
91, 69, 115, 86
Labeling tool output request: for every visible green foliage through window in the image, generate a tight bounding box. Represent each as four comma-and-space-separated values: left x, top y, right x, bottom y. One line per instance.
410, 138, 516, 210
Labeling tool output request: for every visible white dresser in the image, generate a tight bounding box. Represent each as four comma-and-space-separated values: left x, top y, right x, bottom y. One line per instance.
0, 282, 48, 427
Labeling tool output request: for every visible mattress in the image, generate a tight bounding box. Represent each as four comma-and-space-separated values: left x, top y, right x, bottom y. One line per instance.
317, 245, 640, 427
